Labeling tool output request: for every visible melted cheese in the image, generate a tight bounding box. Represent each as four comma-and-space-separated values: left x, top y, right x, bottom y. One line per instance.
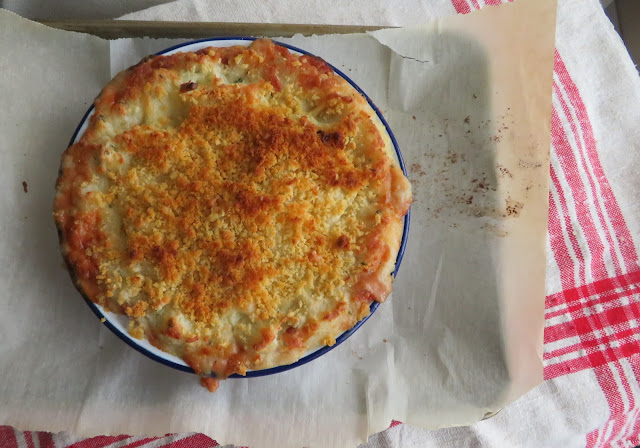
54, 39, 412, 379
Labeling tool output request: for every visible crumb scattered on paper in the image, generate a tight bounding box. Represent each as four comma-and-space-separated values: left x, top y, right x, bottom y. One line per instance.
200, 377, 220, 393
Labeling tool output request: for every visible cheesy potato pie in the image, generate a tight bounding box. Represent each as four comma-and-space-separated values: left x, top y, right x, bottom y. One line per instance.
54, 39, 411, 382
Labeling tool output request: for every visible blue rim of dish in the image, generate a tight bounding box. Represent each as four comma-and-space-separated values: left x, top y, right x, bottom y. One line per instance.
68, 36, 411, 378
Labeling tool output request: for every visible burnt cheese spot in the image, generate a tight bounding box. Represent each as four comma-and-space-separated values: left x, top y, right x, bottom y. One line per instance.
180, 81, 198, 93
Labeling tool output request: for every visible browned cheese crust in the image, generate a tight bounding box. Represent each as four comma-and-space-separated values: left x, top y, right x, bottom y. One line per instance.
54, 39, 412, 378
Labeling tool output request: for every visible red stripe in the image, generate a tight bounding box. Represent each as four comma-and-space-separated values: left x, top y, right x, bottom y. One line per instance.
599, 300, 638, 445
630, 413, 640, 447
37, 432, 56, 448
68, 435, 131, 448
592, 366, 626, 448
0, 427, 19, 448
549, 312, 638, 366
611, 362, 635, 444
24, 432, 36, 448
451, 0, 471, 14
546, 271, 640, 308
551, 107, 610, 284
545, 278, 640, 320
544, 278, 640, 360
585, 339, 636, 368
545, 338, 640, 371
544, 340, 589, 361
545, 286, 631, 320
469, 0, 480, 8
553, 82, 613, 281
121, 437, 162, 448
554, 77, 623, 279
544, 319, 579, 345
550, 164, 586, 286
599, 415, 628, 447
554, 51, 639, 272
545, 322, 639, 353
578, 303, 624, 448
545, 314, 640, 348
544, 338, 640, 379
544, 353, 595, 379
585, 429, 599, 448
390, 420, 402, 428
545, 315, 634, 350
157, 434, 218, 447
543, 272, 640, 379
628, 360, 640, 442
593, 365, 623, 448
618, 409, 640, 447
547, 175, 576, 290
545, 289, 634, 321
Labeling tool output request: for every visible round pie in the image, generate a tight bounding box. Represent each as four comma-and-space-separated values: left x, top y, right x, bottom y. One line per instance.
54, 39, 412, 380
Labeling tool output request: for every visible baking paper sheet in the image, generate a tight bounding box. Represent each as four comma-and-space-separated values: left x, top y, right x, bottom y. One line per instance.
0, 0, 556, 446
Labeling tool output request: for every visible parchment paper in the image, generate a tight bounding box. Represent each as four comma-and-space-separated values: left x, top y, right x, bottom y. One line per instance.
0, 0, 556, 446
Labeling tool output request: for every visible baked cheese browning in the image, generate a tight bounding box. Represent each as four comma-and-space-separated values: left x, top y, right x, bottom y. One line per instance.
54, 39, 412, 379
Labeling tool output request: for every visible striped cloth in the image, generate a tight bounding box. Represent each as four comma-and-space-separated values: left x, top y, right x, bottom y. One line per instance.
3, 0, 640, 446
0, 429, 220, 448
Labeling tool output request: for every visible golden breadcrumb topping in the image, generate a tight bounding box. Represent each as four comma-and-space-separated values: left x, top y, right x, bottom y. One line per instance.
54, 39, 411, 379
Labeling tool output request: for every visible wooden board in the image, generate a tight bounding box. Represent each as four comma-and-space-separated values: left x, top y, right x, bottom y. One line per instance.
36, 19, 391, 39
